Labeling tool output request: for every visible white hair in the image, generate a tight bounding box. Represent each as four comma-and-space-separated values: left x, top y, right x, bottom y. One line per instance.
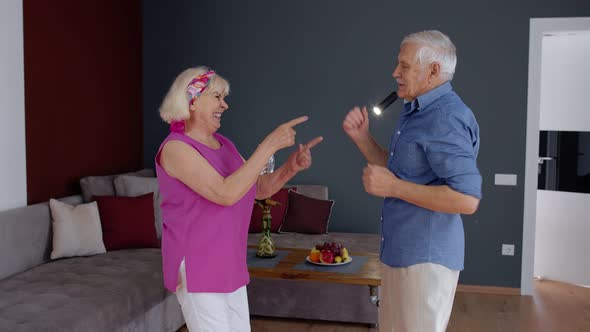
159, 66, 230, 124
401, 30, 457, 81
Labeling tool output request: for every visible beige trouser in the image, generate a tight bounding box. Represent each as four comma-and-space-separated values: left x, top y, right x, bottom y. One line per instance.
175, 260, 251, 332
379, 263, 459, 332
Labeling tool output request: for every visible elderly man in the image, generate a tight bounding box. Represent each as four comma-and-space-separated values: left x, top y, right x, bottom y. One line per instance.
343, 30, 482, 331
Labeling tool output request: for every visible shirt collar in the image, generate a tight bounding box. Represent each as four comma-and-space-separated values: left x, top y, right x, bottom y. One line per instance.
403, 81, 453, 113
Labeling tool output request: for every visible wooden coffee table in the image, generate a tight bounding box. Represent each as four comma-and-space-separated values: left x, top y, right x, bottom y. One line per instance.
248, 246, 382, 305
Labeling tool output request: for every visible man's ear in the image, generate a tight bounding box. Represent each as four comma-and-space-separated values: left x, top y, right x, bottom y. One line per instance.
429, 62, 441, 81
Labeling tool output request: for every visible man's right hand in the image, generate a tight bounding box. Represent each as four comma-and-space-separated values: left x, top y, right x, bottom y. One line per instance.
342, 106, 369, 142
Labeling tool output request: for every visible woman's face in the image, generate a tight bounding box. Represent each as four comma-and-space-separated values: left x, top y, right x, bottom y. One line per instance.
190, 90, 228, 132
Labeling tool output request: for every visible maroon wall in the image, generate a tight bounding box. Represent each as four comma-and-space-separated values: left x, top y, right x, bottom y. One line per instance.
23, 0, 142, 204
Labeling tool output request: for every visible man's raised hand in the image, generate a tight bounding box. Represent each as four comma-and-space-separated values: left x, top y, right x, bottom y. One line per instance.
342, 106, 370, 142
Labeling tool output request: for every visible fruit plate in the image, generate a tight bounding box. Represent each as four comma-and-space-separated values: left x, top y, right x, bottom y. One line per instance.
306, 256, 352, 266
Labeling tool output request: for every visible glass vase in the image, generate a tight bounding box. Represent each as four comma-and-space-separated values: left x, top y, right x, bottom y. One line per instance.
256, 205, 276, 258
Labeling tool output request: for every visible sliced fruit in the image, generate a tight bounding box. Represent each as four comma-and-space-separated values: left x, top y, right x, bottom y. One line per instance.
320, 250, 334, 264
309, 248, 321, 262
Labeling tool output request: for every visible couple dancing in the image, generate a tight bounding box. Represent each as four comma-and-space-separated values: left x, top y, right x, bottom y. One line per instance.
155, 30, 482, 332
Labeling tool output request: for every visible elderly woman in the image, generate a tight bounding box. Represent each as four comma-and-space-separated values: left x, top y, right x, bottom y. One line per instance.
155, 67, 322, 331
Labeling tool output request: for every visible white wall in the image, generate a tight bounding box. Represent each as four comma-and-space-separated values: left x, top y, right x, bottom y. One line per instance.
0, 0, 27, 211
535, 190, 590, 286
539, 33, 590, 131
534, 31, 590, 286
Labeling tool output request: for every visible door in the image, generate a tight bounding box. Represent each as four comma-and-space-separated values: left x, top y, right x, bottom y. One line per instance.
523, 17, 590, 295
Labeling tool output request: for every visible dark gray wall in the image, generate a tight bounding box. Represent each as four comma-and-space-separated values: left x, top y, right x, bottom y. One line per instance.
143, 0, 590, 287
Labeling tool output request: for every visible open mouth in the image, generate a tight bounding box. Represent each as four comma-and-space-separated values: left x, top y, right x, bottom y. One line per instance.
213, 112, 222, 120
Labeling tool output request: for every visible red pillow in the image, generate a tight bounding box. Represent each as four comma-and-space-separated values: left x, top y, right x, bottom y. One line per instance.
94, 193, 159, 251
249, 188, 294, 233
279, 189, 335, 234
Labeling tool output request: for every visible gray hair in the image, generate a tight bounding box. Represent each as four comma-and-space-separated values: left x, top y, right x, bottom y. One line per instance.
159, 66, 230, 124
401, 30, 457, 81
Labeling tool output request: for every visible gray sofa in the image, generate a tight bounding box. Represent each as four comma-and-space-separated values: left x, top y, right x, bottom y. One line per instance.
0, 181, 379, 330
0, 195, 184, 332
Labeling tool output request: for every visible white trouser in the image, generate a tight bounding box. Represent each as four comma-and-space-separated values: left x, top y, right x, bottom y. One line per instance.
379, 262, 459, 332
175, 260, 251, 332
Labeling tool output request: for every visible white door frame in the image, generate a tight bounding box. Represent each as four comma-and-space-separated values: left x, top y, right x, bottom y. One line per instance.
522, 17, 590, 296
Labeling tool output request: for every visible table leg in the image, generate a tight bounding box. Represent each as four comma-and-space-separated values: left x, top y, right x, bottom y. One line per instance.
369, 286, 380, 328
369, 285, 380, 306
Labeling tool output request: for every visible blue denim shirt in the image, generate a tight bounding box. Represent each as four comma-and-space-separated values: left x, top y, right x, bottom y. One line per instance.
381, 81, 481, 271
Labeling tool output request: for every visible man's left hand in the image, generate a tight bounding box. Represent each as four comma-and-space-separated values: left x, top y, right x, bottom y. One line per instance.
362, 164, 399, 198
286, 136, 323, 173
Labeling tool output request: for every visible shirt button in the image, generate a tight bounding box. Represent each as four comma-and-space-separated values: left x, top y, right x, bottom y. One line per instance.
397, 131, 401, 135
390, 152, 393, 156
381, 237, 385, 241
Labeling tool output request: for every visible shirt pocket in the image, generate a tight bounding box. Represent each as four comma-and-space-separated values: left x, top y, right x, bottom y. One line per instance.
393, 136, 430, 176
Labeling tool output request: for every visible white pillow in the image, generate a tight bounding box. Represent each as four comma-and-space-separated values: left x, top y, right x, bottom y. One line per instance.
49, 199, 106, 259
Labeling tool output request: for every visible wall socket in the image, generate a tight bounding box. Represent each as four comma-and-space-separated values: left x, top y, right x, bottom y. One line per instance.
502, 244, 515, 256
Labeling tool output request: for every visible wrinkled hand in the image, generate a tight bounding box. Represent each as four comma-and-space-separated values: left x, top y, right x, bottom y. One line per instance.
362, 164, 399, 198
342, 106, 370, 142
286, 136, 323, 173
262, 116, 309, 153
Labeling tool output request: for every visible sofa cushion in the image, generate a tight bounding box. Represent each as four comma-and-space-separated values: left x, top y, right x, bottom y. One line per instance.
113, 175, 163, 239
286, 184, 328, 200
0, 249, 175, 332
49, 199, 106, 260
279, 190, 335, 235
79, 168, 155, 203
249, 187, 293, 233
248, 278, 378, 324
0, 196, 83, 280
95, 194, 159, 251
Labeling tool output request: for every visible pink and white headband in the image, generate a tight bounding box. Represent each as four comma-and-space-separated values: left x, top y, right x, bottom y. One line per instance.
170, 69, 216, 133
186, 69, 216, 105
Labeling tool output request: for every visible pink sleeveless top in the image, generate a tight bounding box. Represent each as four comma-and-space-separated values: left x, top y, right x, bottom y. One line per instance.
155, 132, 256, 293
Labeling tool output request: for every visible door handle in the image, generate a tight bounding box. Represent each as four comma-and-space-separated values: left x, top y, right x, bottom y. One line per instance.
538, 157, 555, 164
537, 157, 555, 175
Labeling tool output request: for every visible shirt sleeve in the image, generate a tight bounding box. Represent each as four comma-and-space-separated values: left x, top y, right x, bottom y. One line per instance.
424, 112, 482, 199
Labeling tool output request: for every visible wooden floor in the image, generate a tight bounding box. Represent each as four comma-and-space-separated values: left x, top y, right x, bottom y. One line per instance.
178, 280, 590, 332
